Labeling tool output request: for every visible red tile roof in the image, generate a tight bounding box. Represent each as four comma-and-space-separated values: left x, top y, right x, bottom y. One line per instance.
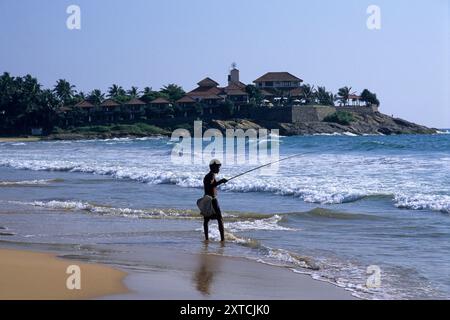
348, 94, 361, 100
229, 81, 247, 89
187, 85, 222, 98
100, 99, 120, 107
223, 83, 248, 95
176, 96, 196, 103
125, 98, 146, 105
151, 97, 171, 104
254, 72, 303, 83
74, 100, 94, 108
197, 77, 219, 87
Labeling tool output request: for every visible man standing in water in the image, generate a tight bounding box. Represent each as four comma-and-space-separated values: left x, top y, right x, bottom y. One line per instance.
203, 159, 228, 242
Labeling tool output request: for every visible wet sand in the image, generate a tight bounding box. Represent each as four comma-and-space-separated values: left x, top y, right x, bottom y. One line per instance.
105, 245, 357, 300
0, 245, 356, 300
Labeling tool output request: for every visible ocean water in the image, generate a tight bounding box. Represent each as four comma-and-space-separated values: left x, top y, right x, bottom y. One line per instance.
0, 132, 449, 299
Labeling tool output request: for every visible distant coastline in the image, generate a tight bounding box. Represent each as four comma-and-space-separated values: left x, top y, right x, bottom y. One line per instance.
0, 117, 440, 142
0, 69, 439, 140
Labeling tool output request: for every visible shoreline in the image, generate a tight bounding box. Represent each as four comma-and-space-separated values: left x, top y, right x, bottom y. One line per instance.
1, 129, 444, 144
0, 137, 42, 142
0, 112, 442, 142
0, 244, 356, 300
0, 247, 128, 300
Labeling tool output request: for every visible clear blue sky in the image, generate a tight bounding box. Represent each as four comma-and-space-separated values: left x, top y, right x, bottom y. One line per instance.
0, 0, 448, 127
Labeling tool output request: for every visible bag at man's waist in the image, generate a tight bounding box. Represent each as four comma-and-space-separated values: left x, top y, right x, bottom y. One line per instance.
196, 195, 216, 218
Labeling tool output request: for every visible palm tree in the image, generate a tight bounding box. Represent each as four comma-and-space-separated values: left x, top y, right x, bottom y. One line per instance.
107, 84, 126, 99
87, 89, 105, 105
0, 72, 14, 95
142, 87, 152, 95
35, 89, 59, 130
160, 84, 185, 102
337, 86, 352, 106
22, 74, 42, 96
53, 79, 76, 105
20, 75, 42, 115
0, 72, 15, 111
141, 87, 160, 103
0, 73, 31, 122
316, 86, 334, 106
127, 86, 140, 99
360, 89, 380, 106
300, 84, 315, 105
74, 91, 86, 101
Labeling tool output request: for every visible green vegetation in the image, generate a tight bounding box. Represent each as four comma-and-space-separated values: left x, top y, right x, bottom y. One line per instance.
337, 86, 352, 106
0, 73, 58, 135
300, 84, 315, 105
245, 85, 263, 105
0, 71, 381, 138
160, 84, 185, 102
0, 72, 186, 136
54, 123, 169, 137
360, 89, 380, 106
220, 100, 235, 118
316, 86, 335, 106
324, 111, 355, 125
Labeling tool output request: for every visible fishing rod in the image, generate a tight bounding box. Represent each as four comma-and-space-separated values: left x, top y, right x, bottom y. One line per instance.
227, 151, 314, 181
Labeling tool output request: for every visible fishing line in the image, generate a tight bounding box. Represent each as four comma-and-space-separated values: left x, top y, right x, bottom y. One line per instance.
227, 151, 314, 181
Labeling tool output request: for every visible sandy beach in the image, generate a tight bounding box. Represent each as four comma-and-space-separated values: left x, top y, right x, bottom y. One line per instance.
0, 248, 128, 300
0, 245, 355, 300
0, 137, 41, 143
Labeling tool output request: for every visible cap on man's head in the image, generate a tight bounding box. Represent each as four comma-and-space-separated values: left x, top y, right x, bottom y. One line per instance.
209, 159, 222, 166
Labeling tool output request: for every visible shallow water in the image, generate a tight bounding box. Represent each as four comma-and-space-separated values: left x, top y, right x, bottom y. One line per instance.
0, 133, 449, 299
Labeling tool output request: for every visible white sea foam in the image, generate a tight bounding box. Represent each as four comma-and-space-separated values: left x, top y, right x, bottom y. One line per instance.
0, 179, 58, 186
226, 215, 296, 232
394, 194, 450, 213
1, 139, 449, 214
265, 248, 311, 269
205, 228, 260, 246
12, 200, 198, 219
313, 132, 342, 136
2, 157, 449, 214
10, 200, 298, 232
311, 132, 359, 137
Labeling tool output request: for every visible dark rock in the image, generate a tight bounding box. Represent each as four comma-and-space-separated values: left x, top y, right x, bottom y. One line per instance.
209, 112, 438, 136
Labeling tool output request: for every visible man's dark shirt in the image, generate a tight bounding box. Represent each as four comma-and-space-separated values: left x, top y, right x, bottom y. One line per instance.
203, 171, 219, 197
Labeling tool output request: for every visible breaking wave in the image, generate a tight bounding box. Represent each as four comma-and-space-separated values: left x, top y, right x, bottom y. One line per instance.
0, 179, 63, 186
1, 158, 449, 214
394, 194, 450, 214
7, 199, 297, 231
11, 200, 199, 219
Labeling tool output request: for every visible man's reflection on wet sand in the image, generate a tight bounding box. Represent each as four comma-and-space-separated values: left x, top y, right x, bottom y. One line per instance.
193, 241, 224, 296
